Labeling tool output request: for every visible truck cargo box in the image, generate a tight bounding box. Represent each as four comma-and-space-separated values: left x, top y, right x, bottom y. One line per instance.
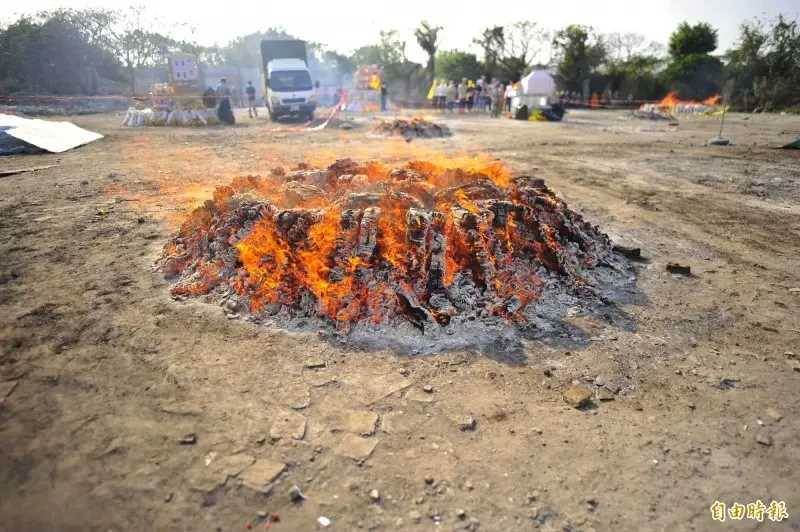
261, 40, 308, 71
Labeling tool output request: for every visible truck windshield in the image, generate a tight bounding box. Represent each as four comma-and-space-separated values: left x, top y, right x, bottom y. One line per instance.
269, 70, 312, 92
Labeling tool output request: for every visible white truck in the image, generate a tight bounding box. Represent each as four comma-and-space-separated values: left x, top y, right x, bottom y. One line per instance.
261, 40, 316, 121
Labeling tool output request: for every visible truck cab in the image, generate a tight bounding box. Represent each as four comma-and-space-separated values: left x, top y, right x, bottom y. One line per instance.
261, 40, 316, 121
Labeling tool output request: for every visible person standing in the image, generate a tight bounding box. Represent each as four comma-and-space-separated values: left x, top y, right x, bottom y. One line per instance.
493, 82, 504, 117
457, 80, 467, 113
216, 78, 235, 125
504, 82, 513, 113
380, 81, 388, 112
446, 81, 456, 112
436, 80, 447, 111
245, 81, 258, 118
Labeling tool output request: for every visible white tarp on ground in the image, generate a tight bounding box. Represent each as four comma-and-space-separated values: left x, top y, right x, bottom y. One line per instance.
519, 70, 556, 96
0, 113, 103, 154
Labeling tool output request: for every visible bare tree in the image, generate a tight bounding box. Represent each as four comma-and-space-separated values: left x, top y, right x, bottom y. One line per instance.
500, 21, 550, 79
473, 26, 505, 77
109, 6, 178, 94
605, 32, 664, 61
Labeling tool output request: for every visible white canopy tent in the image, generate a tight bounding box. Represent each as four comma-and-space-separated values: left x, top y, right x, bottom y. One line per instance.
519, 70, 556, 96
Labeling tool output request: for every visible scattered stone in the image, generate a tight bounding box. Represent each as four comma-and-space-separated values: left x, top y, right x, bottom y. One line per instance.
457, 416, 477, 431
593, 375, 606, 387
456, 509, 467, 519
586, 497, 599, 511
666, 262, 691, 275
343, 410, 379, 436
0, 380, 19, 403
256, 511, 268, 519
240, 459, 287, 492
716, 378, 739, 390
756, 433, 773, 446
765, 407, 783, 422
342, 372, 412, 405
399, 368, 409, 376
409, 510, 422, 524
465, 480, 474, 491
304, 358, 327, 369
335, 434, 378, 461
424, 476, 435, 485
283, 384, 311, 410
317, 516, 332, 528
789, 287, 800, 294
596, 389, 615, 402
289, 485, 305, 502
406, 388, 436, 403
164, 492, 173, 503
612, 244, 641, 259
422, 384, 434, 393
270, 410, 307, 440
369, 489, 380, 502
179, 433, 197, 445
563, 385, 593, 408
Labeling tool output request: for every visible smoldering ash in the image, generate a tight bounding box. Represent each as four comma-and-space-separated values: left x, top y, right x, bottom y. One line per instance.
159, 158, 634, 353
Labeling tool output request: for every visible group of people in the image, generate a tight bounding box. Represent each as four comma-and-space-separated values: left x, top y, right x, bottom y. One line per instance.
429, 79, 518, 117
201, 78, 261, 125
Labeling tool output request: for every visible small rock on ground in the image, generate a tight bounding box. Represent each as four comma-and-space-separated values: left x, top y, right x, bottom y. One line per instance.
563, 385, 593, 408
335, 434, 378, 461
240, 459, 287, 492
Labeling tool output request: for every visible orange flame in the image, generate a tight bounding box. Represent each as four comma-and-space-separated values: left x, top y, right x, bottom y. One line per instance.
163, 157, 575, 326
656, 91, 721, 108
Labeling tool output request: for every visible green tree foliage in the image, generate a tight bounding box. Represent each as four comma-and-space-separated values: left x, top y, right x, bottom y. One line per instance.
414, 21, 442, 82
726, 15, 800, 110
662, 22, 722, 99
351, 30, 407, 67
0, 9, 123, 94
669, 22, 717, 56
219, 28, 296, 67
551, 25, 606, 93
603, 54, 665, 100
350, 30, 422, 96
434, 50, 482, 81
600, 32, 665, 99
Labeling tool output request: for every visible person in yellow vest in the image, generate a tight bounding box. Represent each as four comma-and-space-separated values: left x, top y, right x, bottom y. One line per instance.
427, 80, 437, 104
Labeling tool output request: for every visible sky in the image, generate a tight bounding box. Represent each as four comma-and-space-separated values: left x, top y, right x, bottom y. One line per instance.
6, 0, 799, 63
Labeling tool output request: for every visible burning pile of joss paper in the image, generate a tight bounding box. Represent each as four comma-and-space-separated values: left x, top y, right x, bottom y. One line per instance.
159, 158, 634, 353
634, 92, 722, 120
371, 117, 452, 141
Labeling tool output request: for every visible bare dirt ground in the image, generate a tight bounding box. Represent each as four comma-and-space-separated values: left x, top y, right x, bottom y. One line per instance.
1, 108, 799, 532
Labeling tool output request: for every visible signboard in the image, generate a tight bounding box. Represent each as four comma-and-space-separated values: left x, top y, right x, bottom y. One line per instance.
169, 55, 199, 82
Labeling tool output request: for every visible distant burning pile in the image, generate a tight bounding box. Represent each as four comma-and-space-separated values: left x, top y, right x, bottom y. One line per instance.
637, 92, 721, 119
160, 158, 633, 353
372, 117, 451, 141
